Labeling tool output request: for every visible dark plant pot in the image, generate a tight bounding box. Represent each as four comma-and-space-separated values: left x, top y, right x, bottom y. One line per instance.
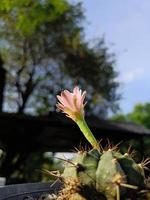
0, 181, 61, 200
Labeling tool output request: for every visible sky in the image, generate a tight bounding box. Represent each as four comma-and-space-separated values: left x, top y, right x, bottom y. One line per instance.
72, 0, 150, 114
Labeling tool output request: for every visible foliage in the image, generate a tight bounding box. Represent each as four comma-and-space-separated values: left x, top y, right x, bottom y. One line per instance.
0, 0, 120, 117
111, 113, 128, 122
0, 151, 63, 183
23, 152, 63, 182
0, 0, 68, 35
127, 103, 150, 129
111, 103, 150, 129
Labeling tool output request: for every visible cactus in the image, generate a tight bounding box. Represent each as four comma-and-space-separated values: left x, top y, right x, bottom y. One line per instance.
56, 87, 150, 200
58, 147, 148, 200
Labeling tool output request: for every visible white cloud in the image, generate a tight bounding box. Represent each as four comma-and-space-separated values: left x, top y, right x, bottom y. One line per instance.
118, 67, 144, 83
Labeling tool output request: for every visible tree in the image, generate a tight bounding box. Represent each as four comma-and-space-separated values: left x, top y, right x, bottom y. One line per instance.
111, 103, 150, 129
0, 0, 121, 183
0, 0, 120, 117
111, 113, 128, 122
0, 56, 6, 112
127, 103, 150, 129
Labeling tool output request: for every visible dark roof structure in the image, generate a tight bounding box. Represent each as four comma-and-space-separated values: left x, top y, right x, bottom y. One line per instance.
0, 112, 150, 152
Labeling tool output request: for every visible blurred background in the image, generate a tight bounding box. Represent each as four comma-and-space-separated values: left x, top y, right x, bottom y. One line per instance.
0, 0, 150, 184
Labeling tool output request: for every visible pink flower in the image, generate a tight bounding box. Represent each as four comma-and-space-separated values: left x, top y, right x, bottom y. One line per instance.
56, 86, 86, 122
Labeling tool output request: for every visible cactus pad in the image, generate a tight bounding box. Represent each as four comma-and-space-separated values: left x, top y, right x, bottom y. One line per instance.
58, 147, 149, 200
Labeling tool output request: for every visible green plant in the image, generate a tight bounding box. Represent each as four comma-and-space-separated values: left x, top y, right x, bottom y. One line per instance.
56, 87, 150, 200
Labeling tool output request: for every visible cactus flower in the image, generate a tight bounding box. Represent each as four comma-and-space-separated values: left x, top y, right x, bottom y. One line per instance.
56, 86, 99, 150
56, 86, 86, 122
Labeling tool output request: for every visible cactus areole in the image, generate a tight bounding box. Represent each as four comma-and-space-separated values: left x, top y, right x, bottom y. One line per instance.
56, 87, 149, 200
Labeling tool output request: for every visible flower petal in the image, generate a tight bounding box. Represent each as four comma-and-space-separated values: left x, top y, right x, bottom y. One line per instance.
56, 86, 86, 121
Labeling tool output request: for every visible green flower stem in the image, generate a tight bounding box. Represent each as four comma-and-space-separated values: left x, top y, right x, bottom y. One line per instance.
76, 117, 99, 150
